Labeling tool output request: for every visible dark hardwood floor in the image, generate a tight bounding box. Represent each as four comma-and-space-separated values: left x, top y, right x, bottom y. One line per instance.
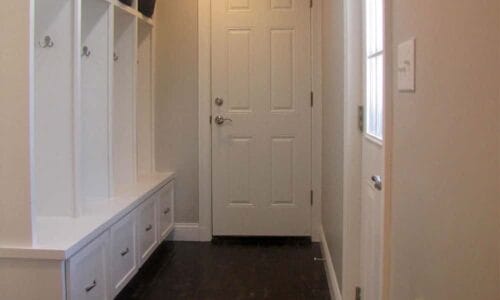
116, 237, 331, 300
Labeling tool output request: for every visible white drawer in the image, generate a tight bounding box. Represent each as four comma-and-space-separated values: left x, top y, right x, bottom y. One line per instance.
67, 232, 109, 300
136, 196, 158, 265
109, 211, 137, 297
157, 181, 174, 241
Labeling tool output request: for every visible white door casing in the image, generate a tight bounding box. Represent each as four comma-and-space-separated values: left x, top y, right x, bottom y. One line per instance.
211, 0, 312, 236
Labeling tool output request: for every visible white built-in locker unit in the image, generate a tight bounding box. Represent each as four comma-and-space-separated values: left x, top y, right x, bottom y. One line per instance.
0, 1, 174, 299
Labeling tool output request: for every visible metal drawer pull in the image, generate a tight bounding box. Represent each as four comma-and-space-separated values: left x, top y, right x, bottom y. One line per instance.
120, 248, 130, 256
85, 280, 97, 293
145, 224, 153, 232
163, 208, 170, 215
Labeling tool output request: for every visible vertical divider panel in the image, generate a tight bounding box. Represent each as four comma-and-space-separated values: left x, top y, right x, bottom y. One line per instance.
108, 5, 115, 197
136, 22, 154, 178
79, 0, 112, 204
33, 0, 76, 217
151, 21, 157, 172
112, 8, 138, 194
74, 0, 83, 216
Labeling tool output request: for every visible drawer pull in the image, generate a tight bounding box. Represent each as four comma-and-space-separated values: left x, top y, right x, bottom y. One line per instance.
145, 224, 153, 232
120, 247, 130, 256
163, 208, 170, 215
85, 280, 97, 293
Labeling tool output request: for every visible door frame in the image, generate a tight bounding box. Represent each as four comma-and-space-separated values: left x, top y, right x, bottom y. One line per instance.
197, 0, 323, 242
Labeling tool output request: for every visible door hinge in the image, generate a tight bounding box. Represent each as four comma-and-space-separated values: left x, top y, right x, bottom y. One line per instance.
310, 0, 313, 8
310, 190, 314, 206
209, 115, 212, 124
355, 286, 362, 300
358, 105, 364, 133
310, 91, 314, 107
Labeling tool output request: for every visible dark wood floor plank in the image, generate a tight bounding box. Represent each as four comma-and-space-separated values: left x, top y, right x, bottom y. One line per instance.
117, 238, 330, 300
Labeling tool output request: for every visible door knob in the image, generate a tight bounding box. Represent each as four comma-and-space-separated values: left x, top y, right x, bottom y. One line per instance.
214, 115, 232, 125
215, 97, 224, 106
371, 175, 382, 191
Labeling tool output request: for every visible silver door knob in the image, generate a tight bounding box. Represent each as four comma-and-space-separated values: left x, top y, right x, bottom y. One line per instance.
215, 97, 224, 106
371, 175, 382, 191
214, 115, 232, 125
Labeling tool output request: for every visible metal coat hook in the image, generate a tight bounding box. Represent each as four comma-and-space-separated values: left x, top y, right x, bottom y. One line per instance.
39, 36, 54, 48
113, 52, 119, 62
82, 46, 91, 58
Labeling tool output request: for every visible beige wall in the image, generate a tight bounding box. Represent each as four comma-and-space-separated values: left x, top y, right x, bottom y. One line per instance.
154, 0, 199, 223
390, 0, 500, 299
0, 0, 33, 246
321, 0, 345, 288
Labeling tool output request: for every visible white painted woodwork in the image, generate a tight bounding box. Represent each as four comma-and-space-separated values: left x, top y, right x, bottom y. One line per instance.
136, 23, 154, 177
0, 175, 174, 300
360, 0, 385, 297
80, 0, 112, 202
157, 181, 174, 240
33, 0, 76, 217
211, 0, 312, 236
136, 195, 158, 265
112, 8, 137, 193
67, 232, 110, 300
0, 1, 163, 299
109, 211, 137, 297
360, 139, 384, 300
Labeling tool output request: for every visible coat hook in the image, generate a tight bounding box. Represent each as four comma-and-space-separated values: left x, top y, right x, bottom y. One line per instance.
82, 46, 91, 57
38, 36, 54, 48
113, 52, 119, 62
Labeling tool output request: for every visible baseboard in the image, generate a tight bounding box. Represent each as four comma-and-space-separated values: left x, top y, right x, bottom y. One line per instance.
169, 223, 201, 241
319, 226, 343, 300
199, 225, 213, 242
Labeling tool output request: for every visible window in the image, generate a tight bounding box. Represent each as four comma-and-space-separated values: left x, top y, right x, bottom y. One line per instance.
365, 0, 384, 140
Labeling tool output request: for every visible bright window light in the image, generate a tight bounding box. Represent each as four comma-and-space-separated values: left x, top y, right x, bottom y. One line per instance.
365, 0, 384, 140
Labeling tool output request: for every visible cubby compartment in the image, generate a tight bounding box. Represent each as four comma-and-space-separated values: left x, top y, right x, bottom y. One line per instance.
136, 22, 154, 178
112, 7, 137, 194
33, 0, 76, 217
79, 0, 112, 204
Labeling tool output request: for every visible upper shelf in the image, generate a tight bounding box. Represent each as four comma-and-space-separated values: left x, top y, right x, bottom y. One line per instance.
113, 0, 155, 27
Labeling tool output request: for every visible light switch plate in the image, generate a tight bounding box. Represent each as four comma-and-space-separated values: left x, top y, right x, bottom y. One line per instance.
398, 38, 416, 92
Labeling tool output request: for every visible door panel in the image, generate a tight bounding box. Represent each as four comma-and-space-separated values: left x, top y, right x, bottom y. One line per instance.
361, 138, 384, 300
212, 0, 311, 236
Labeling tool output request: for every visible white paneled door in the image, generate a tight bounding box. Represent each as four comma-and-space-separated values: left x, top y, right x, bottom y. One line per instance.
212, 0, 312, 236
360, 0, 385, 298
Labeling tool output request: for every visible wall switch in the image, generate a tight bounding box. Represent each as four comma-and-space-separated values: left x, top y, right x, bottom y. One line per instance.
398, 38, 416, 92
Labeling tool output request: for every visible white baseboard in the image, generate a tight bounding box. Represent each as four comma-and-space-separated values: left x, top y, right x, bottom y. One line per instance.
199, 225, 213, 242
169, 223, 201, 241
319, 226, 343, 300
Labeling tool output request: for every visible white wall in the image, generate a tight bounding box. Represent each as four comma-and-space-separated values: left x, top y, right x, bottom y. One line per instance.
390, 1, 500, 299
154, 0, 199, 223
321, 0, 345, 289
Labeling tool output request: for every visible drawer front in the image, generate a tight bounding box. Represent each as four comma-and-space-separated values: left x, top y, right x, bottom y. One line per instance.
67, 233, 109, 300
157, 181, 174, 241
109, 211, 137, 297
136, 196, 158, 264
